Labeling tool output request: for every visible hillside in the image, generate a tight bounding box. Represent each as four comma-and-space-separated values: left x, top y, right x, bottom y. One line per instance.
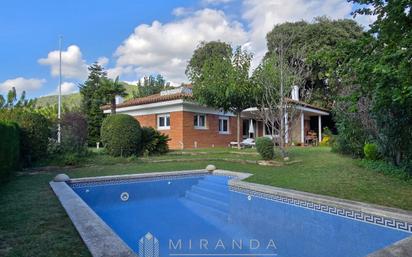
35, 84, 138, 108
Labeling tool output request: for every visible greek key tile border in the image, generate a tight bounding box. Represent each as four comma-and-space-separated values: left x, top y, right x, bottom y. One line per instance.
69, 173, 210, 188
230, 186, 412, 233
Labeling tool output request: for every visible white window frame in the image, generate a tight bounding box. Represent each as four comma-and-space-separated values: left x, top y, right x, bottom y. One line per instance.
194, 113, 207, 129
157, 113, 170, 130
218, 116, 230, 134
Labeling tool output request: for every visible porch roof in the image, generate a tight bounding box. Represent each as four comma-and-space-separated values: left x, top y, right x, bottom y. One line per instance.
242, 99, 329, 118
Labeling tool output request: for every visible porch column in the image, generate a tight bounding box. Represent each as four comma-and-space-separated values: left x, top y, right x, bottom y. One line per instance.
284, 112, 289, 144
318, 115, 322, 143
300, 111, 304, 143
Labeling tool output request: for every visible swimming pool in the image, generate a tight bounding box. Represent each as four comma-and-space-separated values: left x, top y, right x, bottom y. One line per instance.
64, 172, 411, 257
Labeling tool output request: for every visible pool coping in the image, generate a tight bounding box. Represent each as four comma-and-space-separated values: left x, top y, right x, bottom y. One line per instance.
50, 169, 412, 257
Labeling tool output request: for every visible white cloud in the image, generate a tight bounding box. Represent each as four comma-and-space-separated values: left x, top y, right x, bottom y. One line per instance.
52, 82, 78, 95
109, 0, 372, 84
113, 8, 248, 83
172, 7, 192, 17
38, 45, 88, 80
97, 56, 109, 67
0, 77, 46, 94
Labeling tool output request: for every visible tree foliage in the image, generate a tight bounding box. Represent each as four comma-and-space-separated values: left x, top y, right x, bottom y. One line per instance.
100, 76, 127, 114
79, 63, 107, 146
0, 110, 50, 165
0, 87, 36, 109
0, 121, 20, 182
333, 1, 412, 168
132, 75, 171, 98
188, 42, 254, 148
61, 112, 88, 153
266, 17, 364, 108
186, 41, 232, 82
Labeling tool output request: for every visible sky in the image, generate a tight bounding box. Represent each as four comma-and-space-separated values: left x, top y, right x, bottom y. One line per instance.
0, 0, 375, 99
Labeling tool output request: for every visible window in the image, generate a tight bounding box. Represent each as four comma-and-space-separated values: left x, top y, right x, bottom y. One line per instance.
219, 117, 229, 134
194, 114, 206, 129
157, 114, 170, 130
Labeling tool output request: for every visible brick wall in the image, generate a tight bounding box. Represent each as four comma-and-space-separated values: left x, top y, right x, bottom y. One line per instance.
134, 111, 240, 149
182, 112, 239, 149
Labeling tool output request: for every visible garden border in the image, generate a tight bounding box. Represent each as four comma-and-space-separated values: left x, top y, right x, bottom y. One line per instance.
50, 169, 412, 257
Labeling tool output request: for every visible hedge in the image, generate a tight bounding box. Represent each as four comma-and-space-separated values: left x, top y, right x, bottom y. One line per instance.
256, 137, 275, 160
0, 121, 20, 183
101, 114, 142, 157
0, 110, 50, 165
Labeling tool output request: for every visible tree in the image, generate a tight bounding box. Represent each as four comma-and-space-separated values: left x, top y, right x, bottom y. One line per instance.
79, 63, 107, 146
186, 41, 232, 82
0, 95, 5, 108
100, 76, 127, 114
190, 44, 254, 149
266, 17, 363, 108
132, 74, 171, 98
253, 30, 307, 157
1, 87, 35, 109
332, 1, 412, 167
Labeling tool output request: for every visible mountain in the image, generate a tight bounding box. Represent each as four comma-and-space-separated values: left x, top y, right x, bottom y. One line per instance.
35, 84, 138, 109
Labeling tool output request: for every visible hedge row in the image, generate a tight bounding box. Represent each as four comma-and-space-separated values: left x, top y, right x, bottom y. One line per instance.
0, 110, 49, 165
0, 121, 20, 182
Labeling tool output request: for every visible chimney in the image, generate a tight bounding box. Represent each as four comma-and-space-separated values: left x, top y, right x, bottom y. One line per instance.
291, 85, 299, 101
115, 96, 124, 104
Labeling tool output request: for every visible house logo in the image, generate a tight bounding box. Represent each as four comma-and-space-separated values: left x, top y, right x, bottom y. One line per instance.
139, 232, 159, 257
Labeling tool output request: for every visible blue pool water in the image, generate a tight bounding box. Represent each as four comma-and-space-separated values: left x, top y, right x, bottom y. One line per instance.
71, 175, 410, 257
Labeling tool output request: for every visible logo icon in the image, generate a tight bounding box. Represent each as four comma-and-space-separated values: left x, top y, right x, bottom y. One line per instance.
139, 232, 159, 257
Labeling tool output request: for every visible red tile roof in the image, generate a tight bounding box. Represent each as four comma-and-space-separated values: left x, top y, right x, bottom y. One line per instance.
101, 92, 193, 110
102, 89, 328, 113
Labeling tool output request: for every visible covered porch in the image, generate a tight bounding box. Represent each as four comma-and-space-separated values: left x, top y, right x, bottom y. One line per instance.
241, 105, 329, 145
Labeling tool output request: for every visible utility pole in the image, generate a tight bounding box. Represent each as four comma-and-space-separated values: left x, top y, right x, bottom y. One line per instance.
57, 35, 62, 143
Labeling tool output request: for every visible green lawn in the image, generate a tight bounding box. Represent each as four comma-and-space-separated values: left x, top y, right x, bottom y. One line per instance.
1, 147, 411, 256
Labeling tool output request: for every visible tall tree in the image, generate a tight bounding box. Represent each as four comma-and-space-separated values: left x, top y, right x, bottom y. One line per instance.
100, 76, 127, 114
253, 30, 307, 156
189, 44, 254, 149
186, 41, 232, 82
266, 17, 363, 108
79, 63, 107, 146
341, 0, 412, 166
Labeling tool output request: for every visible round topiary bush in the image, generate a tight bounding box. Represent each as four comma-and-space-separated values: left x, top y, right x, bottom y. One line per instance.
256, 137, 275, 160
364, 143, 380, 160
0, 110, 50, 165
101, 114, 142, 157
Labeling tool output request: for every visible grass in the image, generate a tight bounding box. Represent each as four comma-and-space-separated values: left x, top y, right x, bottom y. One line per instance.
1, 147, 412, 256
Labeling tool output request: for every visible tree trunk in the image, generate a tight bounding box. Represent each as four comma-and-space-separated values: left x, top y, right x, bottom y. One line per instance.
237, 112, 241, 149
280, 107, 286, 157
111, 98, 116, 114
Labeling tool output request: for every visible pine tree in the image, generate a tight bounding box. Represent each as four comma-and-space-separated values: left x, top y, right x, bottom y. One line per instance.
79, 63, 107, 146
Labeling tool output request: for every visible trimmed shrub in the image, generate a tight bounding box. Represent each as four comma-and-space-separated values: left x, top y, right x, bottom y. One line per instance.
61, 112, 88, 153
101, 114, 142, 157
0, 121, 20, 182
256, 137, 275, 160
364, 143, 380, 160
0, 110, 50, 165
140, 127, 170, 155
